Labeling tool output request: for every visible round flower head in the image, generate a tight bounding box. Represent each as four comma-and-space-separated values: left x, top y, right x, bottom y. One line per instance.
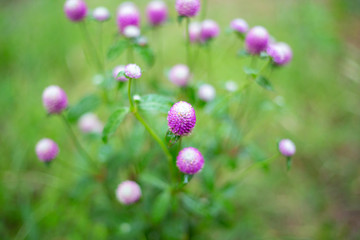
245, 26, 269, 55
200, 20, 220, 42
35, 138, 59, 162
123, 25, 140, 38
64, 0, 88, 22
169, 64, 191, 87
116, 2, 140, 33
267, 42, 292, 66
113, 65, 128, 82
116, 180, 142, 205
278, 139, 296, 157
93, 7, 110, 22
198, 84, 216, 102
42, 85, 68, 114
225, 81, 238, 92
167, 101, 196, 136
277, 42, 292, 65
188, 21, 201, 43
175, 0, 201, 17
146, 0, 168, 26
125, 64, 142, 79
176, 147, 204, 174
78, 113, 103, 134
230, 18, 248, 34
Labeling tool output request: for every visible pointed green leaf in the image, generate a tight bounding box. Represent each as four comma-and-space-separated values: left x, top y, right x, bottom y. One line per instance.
243, 67, 259, 77
67, 94, 101, 122
139, 172, 169, 189
151, 190, 171, 223
107, 39, 129, 60
138, 94, 174, 114
134, 45, 155, 67
177, 15, 186, 25
165, 130, 181, 147
102, 107, 129, 143
255, 75, 273, 91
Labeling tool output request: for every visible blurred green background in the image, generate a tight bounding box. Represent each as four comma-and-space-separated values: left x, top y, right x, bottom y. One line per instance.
0, 0, 359, 239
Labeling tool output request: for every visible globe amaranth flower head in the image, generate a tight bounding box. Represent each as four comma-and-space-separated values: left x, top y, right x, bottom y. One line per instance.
167, 101, 196, 136
176, 147, 204, 174
278, 139, 296, 157
169, 64, 191, 87
116, 2, 140, 33
230, 18, 248, 34
125, 64, 142, 79
188, 21, 201, 43
245, 26, 270, 55
123, 25, 141, 38
42, 85, 68, 114
113, 65, 128, 82
198, 84, 216, 102
200, 20, 220, 42
146, 0, 168, 26
267, 42, 292, 66
35, 138, 59, 162
175, 0, 200, 17
78, 113, 103, 134
92, 7, 110, 22
116, 180, 142, 205
64, 0, 88, 22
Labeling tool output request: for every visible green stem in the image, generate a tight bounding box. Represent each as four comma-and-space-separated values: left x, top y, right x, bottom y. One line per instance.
185, 17, 191, 69
128, 79, 135, 112
207, 44, 212, 80
236, 153, 279, 180
201, 0, 208, 20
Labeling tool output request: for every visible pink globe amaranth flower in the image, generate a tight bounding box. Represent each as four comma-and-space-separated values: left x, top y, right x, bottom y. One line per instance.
176, 147, 204, 174
200, 20, 220, 42
175, 0, 200, 17
35, 138, 59, 162
169, 64, 191, 86
113, 65, 128, 82
278, 139, 296, 157
116, 180, 142, 205
188, 21, 201, 43
78, 113, 103, 134
267, 42, 293, 66
230, 18, 248, 34
167, 101, 196, 136
116, 2, 140, 34
42, 85, 68, 114
93, 7, 110, 22
123, 25, 140, 38
245, 26, 270, 55
64, 0, 88, 22
198, 84, 216, 102
125, 64, 142, 79
146, 0, 168, 26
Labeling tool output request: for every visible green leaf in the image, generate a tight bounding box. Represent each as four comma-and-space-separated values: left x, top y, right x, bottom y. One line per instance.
102, 107, 129, 143
165, 130, 181, 147
139, 172, 168, 189
107, 39, 129, 60
67, 94, 101, 122
243, 67, 259, 78
177, 15, 186, 25
238, 49, 249, 57
116, 71, 127, 79
151, 190, 171, 223
260, 52, 269, 59
138, 94, 173, 114
134, 45, 155, 67
183, 174, 193, 184
255, 75, 273, 91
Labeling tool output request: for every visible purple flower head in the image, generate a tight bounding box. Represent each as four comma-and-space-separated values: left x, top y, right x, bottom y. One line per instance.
125, 64, 142, 79
116, 2, 140, 33
169, 64, 191, 87
167, 101, 196, 136
200, 19, 220, 42
230, 18, 248, 34
245, 26, 269, 55
35, 138, 59, 162
93, 7, 110, 22
176, 147, 204, 174
175, 0, 200, 17
278, 139, 296, 157
198, 84, 216, 102
188, 21, 201, 43
116, 180, 142, 205
113, 65, 128, 82
78, 113, 103, 134
146, 0, 168, 26
267, 42, 293, 66
42, 85, 68, 114
64, 0, 88, 22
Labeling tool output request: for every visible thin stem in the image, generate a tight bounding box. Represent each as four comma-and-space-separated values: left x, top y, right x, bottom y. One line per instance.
201, 0, 208, 20
60, 114, 98, 170
207, 45, 212, 80
128, 79, 135, 112
185, 17, 191, 69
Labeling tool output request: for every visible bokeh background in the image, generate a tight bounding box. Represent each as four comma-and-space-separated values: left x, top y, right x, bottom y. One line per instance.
1, 0, 360, 239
